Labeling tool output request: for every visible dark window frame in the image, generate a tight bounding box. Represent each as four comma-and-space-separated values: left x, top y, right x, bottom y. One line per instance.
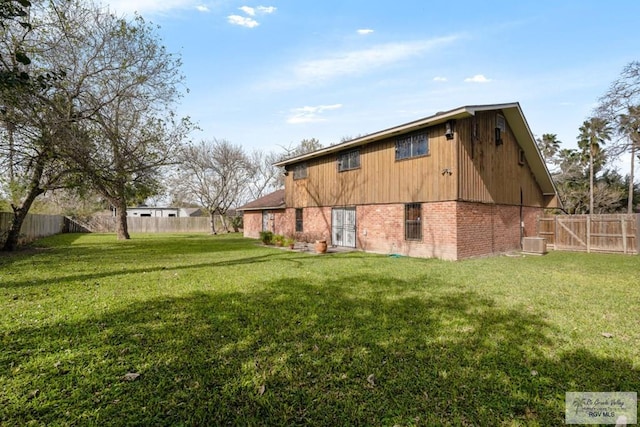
404, 203, 422, 241
295, 208, 303, 232
337, 149, 361, 172
395, 132, 429, 160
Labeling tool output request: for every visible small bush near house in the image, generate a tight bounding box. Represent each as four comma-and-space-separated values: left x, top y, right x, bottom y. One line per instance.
259, 230, 274, 245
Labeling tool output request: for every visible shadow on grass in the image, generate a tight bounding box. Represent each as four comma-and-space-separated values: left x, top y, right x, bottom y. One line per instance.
1, 273, 637, 425
0, 236, 298, 290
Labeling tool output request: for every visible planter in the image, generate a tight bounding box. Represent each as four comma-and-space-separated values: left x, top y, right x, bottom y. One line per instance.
314, 240, 327, 254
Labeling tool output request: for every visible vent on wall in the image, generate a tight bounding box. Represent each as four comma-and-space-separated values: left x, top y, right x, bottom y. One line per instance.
522, 237, 547, 255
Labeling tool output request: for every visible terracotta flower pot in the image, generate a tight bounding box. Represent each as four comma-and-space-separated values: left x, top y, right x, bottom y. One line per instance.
315, 240, 327, 254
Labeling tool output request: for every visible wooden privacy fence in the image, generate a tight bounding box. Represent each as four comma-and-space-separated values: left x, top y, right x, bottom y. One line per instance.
537, 214, 639, 254
0, 212, 66, 245
1, 213, 232, 247
82, 216, 221, 233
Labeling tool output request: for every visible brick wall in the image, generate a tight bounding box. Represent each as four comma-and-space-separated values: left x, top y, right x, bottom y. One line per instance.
357, 202, 458, 260
455, 202, 544, 259
296, 206, 332, 242
241, 209, 288, 239
247, 202, 543, 260
242, 211, 262, 239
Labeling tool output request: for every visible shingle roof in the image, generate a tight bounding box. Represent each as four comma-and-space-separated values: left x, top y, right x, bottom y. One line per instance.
237, 189, 285, 211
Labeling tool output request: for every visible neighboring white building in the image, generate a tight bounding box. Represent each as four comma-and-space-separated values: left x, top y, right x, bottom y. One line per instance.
125, 206, 203, 218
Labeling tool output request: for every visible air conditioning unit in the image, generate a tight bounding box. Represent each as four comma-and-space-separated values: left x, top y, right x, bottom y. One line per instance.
522, 237, 547, 255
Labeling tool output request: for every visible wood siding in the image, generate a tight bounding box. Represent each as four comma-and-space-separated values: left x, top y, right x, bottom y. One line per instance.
286, 124, 458, 208
457, 111, 545, 207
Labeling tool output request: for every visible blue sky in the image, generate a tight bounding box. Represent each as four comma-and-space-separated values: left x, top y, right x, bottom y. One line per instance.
102, 0, 638, 174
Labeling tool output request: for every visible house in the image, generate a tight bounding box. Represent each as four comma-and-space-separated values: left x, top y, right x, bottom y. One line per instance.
125, 206, 203, 218
237, 189, 286, 238
241, 103, 561, 260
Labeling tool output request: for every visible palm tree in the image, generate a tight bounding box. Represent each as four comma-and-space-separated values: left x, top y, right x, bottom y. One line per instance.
536, 133, 562, 169
578, 117, 612, 214
618, 105, 640, 213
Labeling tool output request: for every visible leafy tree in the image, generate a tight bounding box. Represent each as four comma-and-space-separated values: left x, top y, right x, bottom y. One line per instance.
0, 0, 32, 89
536, 133, 561, 170
0, 0, 191, 248
577, 117, 612, 214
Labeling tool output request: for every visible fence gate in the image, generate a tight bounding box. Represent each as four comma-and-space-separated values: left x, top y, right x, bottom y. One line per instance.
537, 214, 639, 254
332, 207, 356, 248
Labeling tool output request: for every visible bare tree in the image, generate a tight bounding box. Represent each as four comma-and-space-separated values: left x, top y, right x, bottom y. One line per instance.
172, 139, 252, 234
246, 149, 281, 201
279, 138, 322, 159
598, 61, 640, 213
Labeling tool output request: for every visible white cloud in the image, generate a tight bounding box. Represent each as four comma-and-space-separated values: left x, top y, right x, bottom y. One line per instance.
283, 36, 459, 88
357, 29, 374, 35
433, 76, 448, 82
464, 74, 492, 83
239, 6, 255, 16
256, 6, 276, 14
228, 15, 260, 28
230, 5, 276, 27
196, 4, 210, 12
287, 104, 343, 124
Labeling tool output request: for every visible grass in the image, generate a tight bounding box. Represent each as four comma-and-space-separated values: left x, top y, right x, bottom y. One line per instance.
0, 233, 638, 426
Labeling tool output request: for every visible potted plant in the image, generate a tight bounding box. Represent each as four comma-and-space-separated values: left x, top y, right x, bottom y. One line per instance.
314, 239, 327, 254
284, 237, 295, 249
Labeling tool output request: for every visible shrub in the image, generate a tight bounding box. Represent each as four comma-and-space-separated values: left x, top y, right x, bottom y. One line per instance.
259, 231, 274, 245
273, 234, 285, 246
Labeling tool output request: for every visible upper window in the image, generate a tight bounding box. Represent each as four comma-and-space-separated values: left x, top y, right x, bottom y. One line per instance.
338, 150, 360, 172
293, 163, 308, 180
396, 133, 429, 160
405, 203, 422, 241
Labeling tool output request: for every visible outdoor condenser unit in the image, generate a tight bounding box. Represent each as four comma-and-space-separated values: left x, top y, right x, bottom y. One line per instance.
522, 237, 547, 255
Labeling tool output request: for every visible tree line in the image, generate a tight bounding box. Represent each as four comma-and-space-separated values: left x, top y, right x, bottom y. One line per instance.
537, 61, 640, 215
0, 0, 319, 250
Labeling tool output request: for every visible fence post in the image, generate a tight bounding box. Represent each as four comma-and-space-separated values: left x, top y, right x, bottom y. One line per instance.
621, 217, 627, 254
586, 215, 591, 253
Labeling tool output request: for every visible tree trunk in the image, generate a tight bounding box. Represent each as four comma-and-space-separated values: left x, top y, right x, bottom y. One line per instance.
209, 210, 217, 234
2, 160, 46, 251
220, 214, 230, 233
629, 142, 636, 214
114, 197, 130, 240
589, 147, 594, 214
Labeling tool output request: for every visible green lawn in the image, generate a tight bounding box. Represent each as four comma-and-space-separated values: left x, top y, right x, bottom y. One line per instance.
1, 233, 638, 426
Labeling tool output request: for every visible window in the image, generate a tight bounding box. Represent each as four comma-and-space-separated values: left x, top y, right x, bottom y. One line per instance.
337, 150, 360, 171
405, 203, 422, 241
495, 113, 506, 146
396, 133, 428, 160
293, 163, 307, 180
295, 208, 303, 232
